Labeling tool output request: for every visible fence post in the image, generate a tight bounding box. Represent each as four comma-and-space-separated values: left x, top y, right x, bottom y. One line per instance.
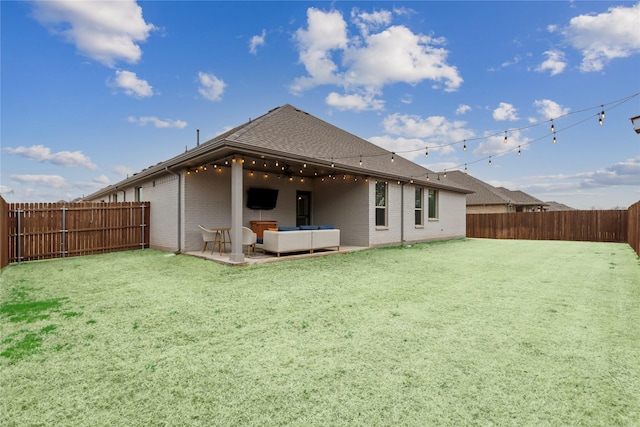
16, 208, 22, 264
141, 204, 146, 250
61, 206, 67, 258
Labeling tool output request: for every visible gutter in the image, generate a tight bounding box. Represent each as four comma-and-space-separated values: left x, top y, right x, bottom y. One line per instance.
165, 166, 182, 253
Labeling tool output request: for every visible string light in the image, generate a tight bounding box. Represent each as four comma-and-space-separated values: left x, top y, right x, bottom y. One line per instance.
489, 156, 492, 166
517, 146, 521, 156
504, 131, 508, 144
425, 149, 429, 158
463, 140, 467, 152
359, 155, 363, 166
275, 160, 279, 167
443, 170, 447, 178
553, 135, 557, 144
464, 164, 468, 173
550, 120, 555, 133
391, 152, 395, 162
331, 158, 335, 168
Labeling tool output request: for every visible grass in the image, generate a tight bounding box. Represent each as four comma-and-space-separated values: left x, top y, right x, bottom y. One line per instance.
0, 238, 638, 426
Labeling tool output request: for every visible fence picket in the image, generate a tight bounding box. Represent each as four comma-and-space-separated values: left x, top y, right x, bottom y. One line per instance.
467, 209, 635, 252
3, 202, 150, 263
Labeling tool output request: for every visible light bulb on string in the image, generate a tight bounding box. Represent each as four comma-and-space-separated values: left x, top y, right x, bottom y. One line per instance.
489, 156, 492, 166
600, 106, 605, 120
464, 164, 468, 173
504, 131, 508, 144
331, 158, 335, 168
550, 121, 555, 133
391, 152, 395, 162
463, 140, 467, 152
425, 149, 429, 158
359, 155, 363, 166
443, 170, 447, 178
553, 135, 557, 144
517, 146, 521, 156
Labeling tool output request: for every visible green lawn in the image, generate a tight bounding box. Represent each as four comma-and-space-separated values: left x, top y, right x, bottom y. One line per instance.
1, 238, 638, 426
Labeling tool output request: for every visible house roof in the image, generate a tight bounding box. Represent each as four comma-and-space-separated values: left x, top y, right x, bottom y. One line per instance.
85, 104, 472, 199
444, 170, 547, 207
544, 201, 576, 211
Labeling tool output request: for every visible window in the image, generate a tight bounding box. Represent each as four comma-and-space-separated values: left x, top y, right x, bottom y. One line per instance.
428, 189, 438, 219
375, 181, 387, 227
111, 193, 118, 202
415, 187, 423, 226
135, 187, 143, 202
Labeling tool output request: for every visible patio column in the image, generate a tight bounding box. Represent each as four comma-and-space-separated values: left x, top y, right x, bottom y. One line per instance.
229, 157, 244, 263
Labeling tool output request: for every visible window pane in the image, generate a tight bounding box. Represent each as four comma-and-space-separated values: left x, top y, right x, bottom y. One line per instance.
376, 208, 386, 226
415, 210, 422, 225
415, 188, 422, 208
375, 182, 386, 207
428, 189, 438, 219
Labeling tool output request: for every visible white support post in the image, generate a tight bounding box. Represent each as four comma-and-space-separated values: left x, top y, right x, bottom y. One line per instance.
229, 158, 245, 263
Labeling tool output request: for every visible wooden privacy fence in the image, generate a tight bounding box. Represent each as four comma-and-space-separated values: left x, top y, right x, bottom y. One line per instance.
4, 202, 150, 264
628, 201, 640, 257
466, 206, 640, 256
0, 197, 8, 269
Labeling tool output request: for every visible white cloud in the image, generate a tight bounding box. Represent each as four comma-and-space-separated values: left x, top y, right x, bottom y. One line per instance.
94, 175, 111, 185
351, 8, 393, 36
291, 8, 348, 92
376, 112, 475, 157
473, 130, 531, 156
31, 0, 156, 67
3, 144, 97, 169
456, 104, 471, 115
11, 174, 67, 189
326, 91, 384, 111
577, 156, 640, 187
535, 50, 567, 76
493, 102, 519, 121
127, 116, 187, 128
518, 157, 640, 208
249, 29, 266, 55
111, 70, 153, 98
291, 7, 462, 98
0, 185, 13, 195
113, 165, 133, 176
563, 3, 640, 72
368, 135, 437, 162
534, 99, 570, 120
400, 94, 413, 104
198, 72, 226, 101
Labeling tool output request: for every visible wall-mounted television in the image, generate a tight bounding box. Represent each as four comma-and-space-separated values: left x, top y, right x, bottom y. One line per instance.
246, 187, 279, 210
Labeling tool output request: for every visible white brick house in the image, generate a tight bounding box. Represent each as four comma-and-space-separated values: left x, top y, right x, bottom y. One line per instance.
85, 104, 471, 262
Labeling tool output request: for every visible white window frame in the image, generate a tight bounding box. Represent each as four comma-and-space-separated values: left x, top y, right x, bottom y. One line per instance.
428, 189, 439, 220
415, 187, 424, 226
375, 181, 388, 228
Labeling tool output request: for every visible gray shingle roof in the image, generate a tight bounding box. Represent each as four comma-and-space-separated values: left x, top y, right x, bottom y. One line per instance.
445, 170, 546, 207
85, 104, 471, 199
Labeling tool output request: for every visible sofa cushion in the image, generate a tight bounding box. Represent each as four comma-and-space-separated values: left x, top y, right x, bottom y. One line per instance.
278, 226, 300, 232
318, 224, 334, 230
300, 225, 320, 230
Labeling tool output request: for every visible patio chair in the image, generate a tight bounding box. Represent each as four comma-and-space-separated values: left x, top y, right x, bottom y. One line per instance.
198, 225, 218, 254
242, 227, 257, 256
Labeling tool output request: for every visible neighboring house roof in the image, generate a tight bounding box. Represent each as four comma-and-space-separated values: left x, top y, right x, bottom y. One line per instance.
444, 170, 547, 207
544, 201, 576, 211
85, 104, 471, 199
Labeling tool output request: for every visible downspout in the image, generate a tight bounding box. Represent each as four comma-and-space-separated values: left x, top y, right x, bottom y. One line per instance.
165, 166, 182, 253
401, 182, 405, 246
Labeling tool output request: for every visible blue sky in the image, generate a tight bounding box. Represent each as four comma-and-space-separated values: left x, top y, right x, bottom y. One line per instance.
1, 1, 639, 209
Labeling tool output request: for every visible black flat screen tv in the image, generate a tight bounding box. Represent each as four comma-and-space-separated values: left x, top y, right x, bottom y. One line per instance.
246, 187, 279, 210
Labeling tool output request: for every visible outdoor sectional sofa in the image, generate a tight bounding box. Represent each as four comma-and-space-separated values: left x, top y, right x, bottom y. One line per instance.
262, 225, 340, 257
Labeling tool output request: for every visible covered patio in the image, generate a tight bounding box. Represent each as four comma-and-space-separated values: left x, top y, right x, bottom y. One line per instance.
184, 245, 369, 266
